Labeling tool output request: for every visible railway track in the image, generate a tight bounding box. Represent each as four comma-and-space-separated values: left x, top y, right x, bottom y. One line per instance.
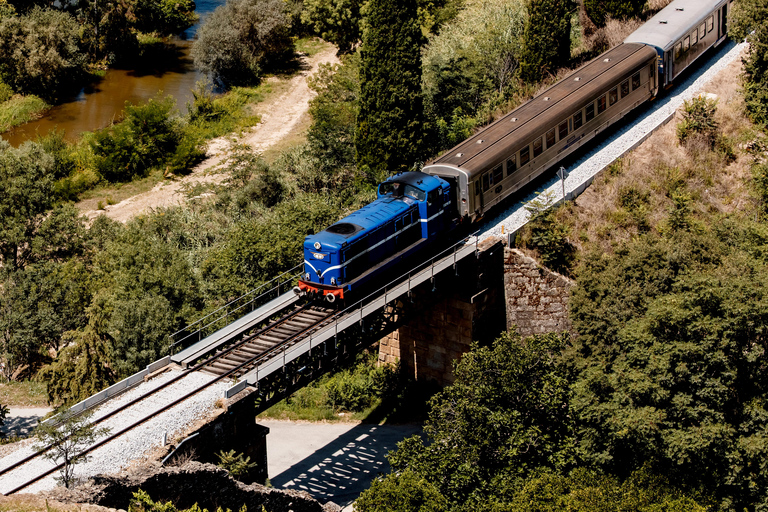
0, 302, 336, 495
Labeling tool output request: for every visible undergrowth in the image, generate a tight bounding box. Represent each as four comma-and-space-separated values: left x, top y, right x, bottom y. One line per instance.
258, 350, 437, 424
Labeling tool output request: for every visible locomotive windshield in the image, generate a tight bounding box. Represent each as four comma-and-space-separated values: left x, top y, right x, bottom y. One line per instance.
379, 182, 426, 201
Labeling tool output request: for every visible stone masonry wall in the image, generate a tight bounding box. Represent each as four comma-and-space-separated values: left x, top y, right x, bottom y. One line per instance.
379, 238, 506, 385
504, 248, 573, 335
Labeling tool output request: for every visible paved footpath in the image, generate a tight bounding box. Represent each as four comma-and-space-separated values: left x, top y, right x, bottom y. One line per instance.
259, 420, 423, 510
1, 407, 52, 437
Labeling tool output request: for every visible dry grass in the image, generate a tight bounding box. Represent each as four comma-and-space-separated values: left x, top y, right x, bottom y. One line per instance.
0, 495, 114, 511
560, 55, 756, 255
647, 0, 673, 11
0, 381, 48, 407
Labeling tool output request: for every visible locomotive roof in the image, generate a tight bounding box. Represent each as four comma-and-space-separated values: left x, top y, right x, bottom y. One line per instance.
428, 43, 657, 177
307, 194, 416, 249
385, 171, 443, 189
624, 0, 725, 52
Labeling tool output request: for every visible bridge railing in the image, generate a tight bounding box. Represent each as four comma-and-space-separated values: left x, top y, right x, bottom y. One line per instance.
168, 264, 303, 351
227, 233, 482, 397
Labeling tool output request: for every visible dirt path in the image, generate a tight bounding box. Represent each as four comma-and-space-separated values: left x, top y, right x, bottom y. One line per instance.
84, 46, 340, 223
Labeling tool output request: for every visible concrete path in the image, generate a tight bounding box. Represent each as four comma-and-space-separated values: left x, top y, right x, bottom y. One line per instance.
259, 420, 423, 509
1, 407, 52, 437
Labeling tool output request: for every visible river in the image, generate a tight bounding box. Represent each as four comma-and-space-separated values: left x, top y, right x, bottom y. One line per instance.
1, 0, 223, 147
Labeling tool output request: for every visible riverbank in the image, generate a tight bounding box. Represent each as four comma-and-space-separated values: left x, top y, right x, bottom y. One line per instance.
79, 41, 340, 223
0, 94, 49, 135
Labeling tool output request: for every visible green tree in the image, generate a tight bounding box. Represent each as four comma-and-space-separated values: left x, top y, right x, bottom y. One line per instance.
191, 0, 293, 87
370, 331, 573, 510
35, 411, 111, 488
583, 0, 646, 27
88, 218, 202, 378
301, 0, 363, 53
569, 222, 768, 510
201, 193, 338, 300
731, 0, 768, 125
307, 53, 360, 176
356, 470, 449, 512
0, 7, 87, 99
355, 0, 428, 175
506, 467, 707, 512
421, 0, 526, 136
39, 315, 116, 406
519, 0, 573, 82
0, 140, 55, 270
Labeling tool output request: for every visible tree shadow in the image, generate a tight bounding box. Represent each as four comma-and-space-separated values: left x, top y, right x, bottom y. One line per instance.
269, 422, 424, 507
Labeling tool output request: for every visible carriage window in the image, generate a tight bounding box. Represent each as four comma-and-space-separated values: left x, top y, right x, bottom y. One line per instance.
609, 87, 618, 106
621, 80, 629, 98
707, 15, 714, 32
572, 111, 583, 131
597, 95, 607, 114
546, 128, 556, 148
692, 29, 698, 45
520, 146, 530, 166
506, 156, 517, 175
700, 23, 706, 38
585, 103, 595, 122
683, 36, 690, 52
632, 72, 641, 90
493, 164, 503, 185
533, 137, 543, 157
675, 42, 682, 60
482, 172, 491, 192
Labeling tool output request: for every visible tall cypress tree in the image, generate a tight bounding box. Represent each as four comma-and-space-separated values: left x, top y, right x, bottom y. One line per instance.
355, 0, 428, 176
519, 0, 574, 83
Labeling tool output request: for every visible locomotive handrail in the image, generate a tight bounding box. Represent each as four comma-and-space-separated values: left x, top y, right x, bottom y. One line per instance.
168, 263, 303, 350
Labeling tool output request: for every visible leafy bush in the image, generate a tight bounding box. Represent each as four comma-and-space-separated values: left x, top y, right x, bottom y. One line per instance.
0, 93, 48, 132
0, 7, 87, 100
91, 95, 181, 182
676, 95, 719, 148
570, 222, 768, 510
215, 449, 258, 479
0, 79, 11, 102
516, 193, 575, 275
191, 0, 293, 87
731, 0, 768, 125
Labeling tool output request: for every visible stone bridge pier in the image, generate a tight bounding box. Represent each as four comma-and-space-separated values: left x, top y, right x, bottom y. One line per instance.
379, 237, 573, 385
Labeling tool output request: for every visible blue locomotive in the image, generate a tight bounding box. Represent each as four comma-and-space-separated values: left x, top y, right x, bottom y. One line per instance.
297, 172, 453, 302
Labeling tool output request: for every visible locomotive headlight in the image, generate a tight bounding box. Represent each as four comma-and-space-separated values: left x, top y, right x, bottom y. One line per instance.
331, 277, 336, 285
305, 273, 310, 280
314, 242, 322, 250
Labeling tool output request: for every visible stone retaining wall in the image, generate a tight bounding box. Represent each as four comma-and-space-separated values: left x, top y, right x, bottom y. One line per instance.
503, 248, 573, 336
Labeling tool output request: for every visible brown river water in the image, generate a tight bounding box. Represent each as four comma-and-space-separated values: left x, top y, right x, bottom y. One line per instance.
0, 0, 221, 146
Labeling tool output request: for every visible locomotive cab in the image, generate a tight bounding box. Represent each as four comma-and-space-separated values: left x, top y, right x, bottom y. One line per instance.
297, 172, 451, 302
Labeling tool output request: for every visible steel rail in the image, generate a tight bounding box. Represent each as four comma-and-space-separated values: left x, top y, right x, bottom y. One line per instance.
4, 304, 336, 495
0, 303, 329, 493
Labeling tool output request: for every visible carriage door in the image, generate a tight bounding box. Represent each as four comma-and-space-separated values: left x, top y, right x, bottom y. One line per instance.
719, 3, 728, 39
425, 188, 443, 237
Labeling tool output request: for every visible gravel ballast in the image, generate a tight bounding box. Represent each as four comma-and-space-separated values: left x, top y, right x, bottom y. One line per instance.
478, 40, 748, 240
0, 369, 229, 494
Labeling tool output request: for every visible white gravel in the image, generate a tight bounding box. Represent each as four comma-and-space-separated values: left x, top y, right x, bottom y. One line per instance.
479, 40, 748, 239
0, 369, 230, 494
